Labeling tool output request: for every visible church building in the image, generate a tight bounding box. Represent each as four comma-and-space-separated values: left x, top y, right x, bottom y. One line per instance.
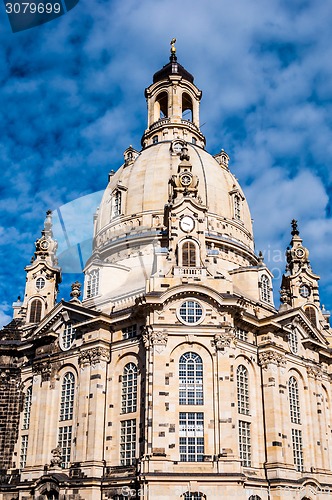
1, 42, 332, 500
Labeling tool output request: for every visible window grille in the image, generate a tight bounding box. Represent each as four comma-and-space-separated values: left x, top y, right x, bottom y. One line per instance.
58, 425, 72, 468
112, 190, 122, 217
235, 328, 248, 342
60, 373, 75, 421
260, 275, 271, 303
184, 493, 203, 500
239, 420, 251, 467
292, 428, 304, 471
29, 299, 42, 323
237, 365, 249, 415
179, 412, 204, 462
305, 306, 316, 326
179, 353, 203, 405
289, 377, 301, 424
120, 419, 136, 466
288, 329, 298, 354
234, 194, 241, 220
87, 269, 99, 298
179, 301, 203, 324
61, 323, 76, 350
20, 435, 28, 469
122, 363, 138, 414
182, 241, 197, 267
22, 386, 32, 430
122, 325, 137, 340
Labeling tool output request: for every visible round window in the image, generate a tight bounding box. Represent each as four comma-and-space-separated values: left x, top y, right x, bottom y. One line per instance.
299, 284, 310, 298
36, 277, 45, 290
178, 300, 203, 325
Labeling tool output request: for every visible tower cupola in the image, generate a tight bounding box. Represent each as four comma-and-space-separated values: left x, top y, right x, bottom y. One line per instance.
13, 211, 62, 324
142, 39, 206, 148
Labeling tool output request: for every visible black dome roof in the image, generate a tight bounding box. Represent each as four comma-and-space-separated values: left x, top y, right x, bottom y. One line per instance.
153, 55, 194, 84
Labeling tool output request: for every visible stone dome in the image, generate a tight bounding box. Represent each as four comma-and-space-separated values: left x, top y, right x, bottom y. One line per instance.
94, 141, 254, 255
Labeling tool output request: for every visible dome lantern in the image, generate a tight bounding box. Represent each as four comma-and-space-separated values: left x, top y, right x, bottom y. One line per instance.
142, 40, 206, 148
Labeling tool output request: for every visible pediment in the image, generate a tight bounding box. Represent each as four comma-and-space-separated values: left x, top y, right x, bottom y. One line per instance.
23, 300, 101, 342
268, 307, 329, 348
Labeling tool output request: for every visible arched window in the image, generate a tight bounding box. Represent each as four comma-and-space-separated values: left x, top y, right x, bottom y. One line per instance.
260, 275, 271, 303
121, 363, 138, 414
183, 493, 204, 500
112, 190, 122, 218
289, 376, 301, 424
87, 269, 99, 298
22, 386, 32, 430
60, 372, 75, 421
29, 299, 42, 323
179, 352, 203, 405
288, 329, 298, 354
182, 93, 193, 121
155, 91, 168, 119
182, 240, 197, 267
305, 306, 316, 326
237, 365, 249, 415
248, 496, 262, 500
234, 194, 241, 220
60, 323, 76, 350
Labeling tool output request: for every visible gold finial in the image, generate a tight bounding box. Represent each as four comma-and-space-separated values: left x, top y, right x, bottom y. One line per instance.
170, 38, 176, 54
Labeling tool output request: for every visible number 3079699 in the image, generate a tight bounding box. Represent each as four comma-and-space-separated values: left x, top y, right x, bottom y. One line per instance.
6, 2, 61, 14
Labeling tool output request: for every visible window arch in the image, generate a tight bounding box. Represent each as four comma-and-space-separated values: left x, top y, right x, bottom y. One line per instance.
22, 385, 32, 430
179, 352, 203, 405
155, 91, 168, 119
260, 275, 271, 303
29, 299, 42, 323
304, 306, 316, 326
178, 239, 200, 269
182, 93, 193, 121
289, 376, 301, 424
288, 329, 298, 354
60, 372, 75, 421
248, 496, 262, 500
234, 194, 241, 220
121, 363, 138, 414
237, 365, 249, 415
60, 323, 76, 350
182, 240, 197, 267
112, 190, 122, 218
87, 269, 99, 298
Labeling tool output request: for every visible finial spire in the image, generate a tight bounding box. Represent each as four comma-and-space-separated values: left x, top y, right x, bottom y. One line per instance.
291, 219, 299, 236
170, 37, 177, 61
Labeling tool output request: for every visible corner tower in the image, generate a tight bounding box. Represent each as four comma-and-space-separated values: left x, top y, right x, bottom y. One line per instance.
13, 210, 62, 324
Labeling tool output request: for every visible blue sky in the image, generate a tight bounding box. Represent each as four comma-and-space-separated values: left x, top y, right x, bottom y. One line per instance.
0, 0, 331, 326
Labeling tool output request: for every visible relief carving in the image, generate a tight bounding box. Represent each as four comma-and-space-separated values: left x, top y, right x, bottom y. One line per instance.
259, 351, 286, 370
78, 347, 110, 367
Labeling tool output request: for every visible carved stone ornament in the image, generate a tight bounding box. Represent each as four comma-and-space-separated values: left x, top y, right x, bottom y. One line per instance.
259, 351, 286, 370
33, 359, 52, 381
50, 446, 62, 467
306, 365, 322, 380
142, 327, 168, 352
212, 324, 236, 351
78, 347, 110, 367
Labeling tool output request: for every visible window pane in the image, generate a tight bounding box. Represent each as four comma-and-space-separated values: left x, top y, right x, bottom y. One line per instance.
122, 363, 138, 414
237, 365, 249, 415
60, 373, 75, 421
120, 419, 136, 465
239, 420, 251, 467
179, 412, 204, 462
179, 353, 203, 405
